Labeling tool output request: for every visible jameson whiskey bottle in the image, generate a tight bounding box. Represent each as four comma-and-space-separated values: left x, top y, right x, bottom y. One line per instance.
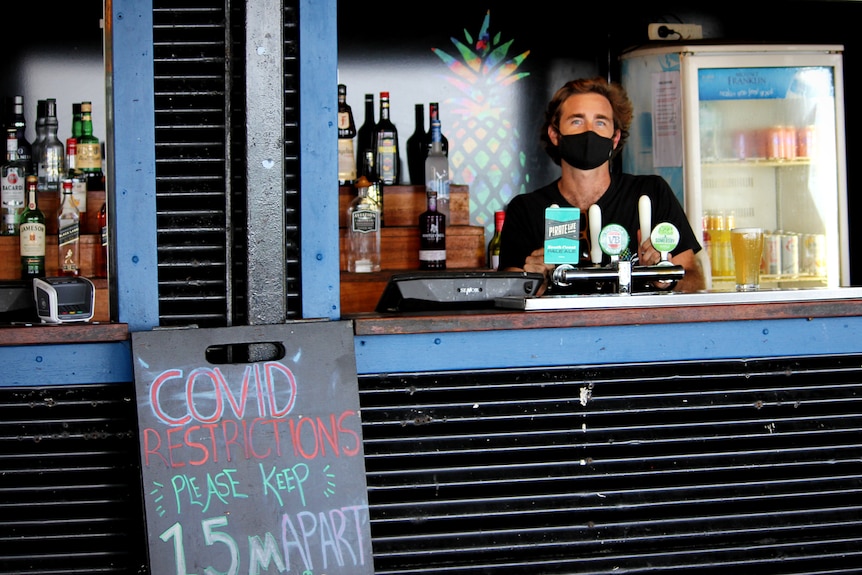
19, 176, 46, 279
1, 129, 28, 235
57, 179, 81, 276
346, 175, 381, 273
374, 91, 400, 185
405, 103, 426, 185
419, 190, 446, 270
77, 101, 105, 193
355, 93, 375, 178
337, 84, 357, 185
487, 210, 505, 269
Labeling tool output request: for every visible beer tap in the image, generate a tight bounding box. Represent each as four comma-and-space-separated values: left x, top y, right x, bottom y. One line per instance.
550, 196, 685, 294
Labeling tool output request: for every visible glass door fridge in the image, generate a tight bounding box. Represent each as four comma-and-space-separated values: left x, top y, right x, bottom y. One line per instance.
620, 44, 848, 290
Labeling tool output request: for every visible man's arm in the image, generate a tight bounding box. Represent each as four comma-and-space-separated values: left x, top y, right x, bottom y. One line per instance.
669, 249, 706, 292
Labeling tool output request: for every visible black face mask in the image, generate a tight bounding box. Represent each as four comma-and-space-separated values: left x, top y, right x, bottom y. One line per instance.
558, 131, 614, 170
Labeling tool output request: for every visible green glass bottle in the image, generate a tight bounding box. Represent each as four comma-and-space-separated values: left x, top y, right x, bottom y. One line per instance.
77, 101, 105, 193
19, 175, 46, 279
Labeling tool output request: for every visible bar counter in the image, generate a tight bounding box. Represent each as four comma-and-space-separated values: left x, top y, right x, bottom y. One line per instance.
347, 287, 862, 375
349, 287, 862, 335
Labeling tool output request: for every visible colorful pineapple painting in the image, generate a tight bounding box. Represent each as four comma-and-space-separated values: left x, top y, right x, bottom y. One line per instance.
432, 10, 531, 239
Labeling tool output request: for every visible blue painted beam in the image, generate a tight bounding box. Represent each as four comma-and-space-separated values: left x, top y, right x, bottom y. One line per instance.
352, 316, 862, 374
0, 341, 133, 387
300, 0, 340, 320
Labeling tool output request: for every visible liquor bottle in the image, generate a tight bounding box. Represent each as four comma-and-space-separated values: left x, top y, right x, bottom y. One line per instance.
405, 103, 426, 185
30, 100, 47, 173
66, 138, 88, 218
425, 118, 450, 226
57, 179, 81, 277
77, 101, 105, 193
71, 102, 83, 141
374, 91, 400, 185
7, 96, 33, 174
337, 84, 357, 185
419, 190, 446, 270
37, 98, 64, 193
19, 175, 46, 279
346, 175, 381, 273
96, 201, 108, 278
355, 93, 375, 178
1, 129, 28, 235
487, 210, 505, 270
362, 150, 384, 227
422, 102, 449, 159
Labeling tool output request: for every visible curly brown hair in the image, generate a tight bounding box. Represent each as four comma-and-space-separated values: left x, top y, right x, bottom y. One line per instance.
540, 77, 634, 165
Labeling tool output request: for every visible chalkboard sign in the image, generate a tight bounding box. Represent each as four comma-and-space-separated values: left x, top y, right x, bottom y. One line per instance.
131, 322, 374, 575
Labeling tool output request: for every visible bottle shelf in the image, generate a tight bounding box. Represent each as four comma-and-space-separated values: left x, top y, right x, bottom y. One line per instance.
339, 184, 487, 314
0, 189, 108, 322
702, 157, 812, 169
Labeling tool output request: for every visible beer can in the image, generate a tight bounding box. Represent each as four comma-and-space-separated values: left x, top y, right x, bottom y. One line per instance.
797, 125, 815, 158
781, 233, 799, 277
767, 126, 784, 160
764, 232, 781, 275
782, 126, 797, 160
807, 233, 827, 278
732, 130, 748, 160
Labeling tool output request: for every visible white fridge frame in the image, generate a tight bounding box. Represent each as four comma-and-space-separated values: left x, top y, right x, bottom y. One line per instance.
622, 44, 848, 287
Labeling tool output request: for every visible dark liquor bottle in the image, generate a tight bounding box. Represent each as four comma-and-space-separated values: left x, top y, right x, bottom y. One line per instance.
7, 96, 33, 174
487, 210, 505, 269
19, 175, 46, 279
57, 179, 81, 276
337, 84, 357, 184
374, 91, 400, 185
71, 102, 83, 141
362, 150, 384, 227
66, 138, 88, 220
422, 102, 449, 160
1, 129, 28, 235
96, 201, 108, 278
30, 100, 47, 173
419, 190, 446, 270
355, 93, 375, 178
405, 103, 426, 185
77, 101, 105, 193
37, 98, 64, 193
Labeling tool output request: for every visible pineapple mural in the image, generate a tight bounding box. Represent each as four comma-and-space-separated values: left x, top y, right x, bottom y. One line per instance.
432, 10, 531, 239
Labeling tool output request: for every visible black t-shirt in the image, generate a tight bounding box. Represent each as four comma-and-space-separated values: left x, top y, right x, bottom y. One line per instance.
499, 174, 702, 270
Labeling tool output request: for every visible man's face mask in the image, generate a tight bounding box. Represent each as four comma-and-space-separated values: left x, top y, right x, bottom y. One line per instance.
558, 131, 614, 170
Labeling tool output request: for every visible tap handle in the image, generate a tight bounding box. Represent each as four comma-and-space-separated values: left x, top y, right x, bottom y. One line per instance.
589, 204, 603, 264
639, 195, 652, 248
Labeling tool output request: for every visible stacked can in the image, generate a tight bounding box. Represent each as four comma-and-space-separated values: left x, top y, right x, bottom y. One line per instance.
802, 233, 827, 277
763, 231, 781, 276
780, 232, 800, 278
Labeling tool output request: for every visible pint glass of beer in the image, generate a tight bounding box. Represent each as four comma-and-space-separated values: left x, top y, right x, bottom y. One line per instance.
731, 227, 764, 291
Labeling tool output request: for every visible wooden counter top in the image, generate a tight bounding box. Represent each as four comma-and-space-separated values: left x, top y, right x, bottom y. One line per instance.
0, 322, 129, 346
348, 292, 862, 336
